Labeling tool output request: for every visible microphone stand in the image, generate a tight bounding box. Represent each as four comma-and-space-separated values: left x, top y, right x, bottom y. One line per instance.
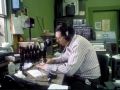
29, 27, 32, 41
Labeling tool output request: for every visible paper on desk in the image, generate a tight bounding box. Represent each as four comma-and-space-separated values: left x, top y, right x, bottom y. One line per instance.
48, 84, 68, 90
114, 80, 120, 86
14, 70, 26, 79
27, 69, 47, 78
23, 62, 33, 70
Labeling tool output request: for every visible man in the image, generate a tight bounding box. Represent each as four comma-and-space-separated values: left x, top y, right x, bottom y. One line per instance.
36, 23, 101, 90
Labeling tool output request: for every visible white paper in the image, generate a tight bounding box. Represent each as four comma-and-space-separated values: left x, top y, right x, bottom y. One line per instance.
95, 22, 101, 30
14, 70, 26, 78
48, 84, 68, 90
102, 19, 110, 31
12, 15, 24, 34
112, 54, 120, 59
27, 69, 46, 78
113, 80, 120, 86
11, 14, 28, 34
23, 62, 33, 70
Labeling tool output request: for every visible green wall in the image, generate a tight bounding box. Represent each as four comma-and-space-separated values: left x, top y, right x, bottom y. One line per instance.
85, 0, 120, 43
93, 11, 118, 31
22, 0, 54, 39
86, 0, 120, 7
86, 0, 120, 26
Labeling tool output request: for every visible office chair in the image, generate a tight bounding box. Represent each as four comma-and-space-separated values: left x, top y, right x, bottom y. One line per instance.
97, 54, 110, 87
97, 54, 119, 90
1, 75, 24, 90
2, 75, 48, 90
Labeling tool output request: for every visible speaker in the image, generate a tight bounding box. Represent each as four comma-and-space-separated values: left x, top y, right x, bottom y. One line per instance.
29, 18, 35, 28
24, 17, 35, 28
54, 0, 63, 18
65, 3, 75, 16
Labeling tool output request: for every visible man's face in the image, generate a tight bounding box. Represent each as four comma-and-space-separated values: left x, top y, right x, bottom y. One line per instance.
55, 31, 66, 46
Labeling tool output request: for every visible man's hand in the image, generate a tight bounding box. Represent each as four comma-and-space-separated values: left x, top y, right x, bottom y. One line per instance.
46, 58, 55, 64
36, 63, 47, 70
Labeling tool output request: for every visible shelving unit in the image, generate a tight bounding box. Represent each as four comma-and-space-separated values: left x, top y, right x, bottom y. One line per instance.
54, 0, 86, 27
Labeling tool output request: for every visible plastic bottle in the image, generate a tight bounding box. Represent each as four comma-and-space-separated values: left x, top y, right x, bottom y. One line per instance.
8, 61, 16, 75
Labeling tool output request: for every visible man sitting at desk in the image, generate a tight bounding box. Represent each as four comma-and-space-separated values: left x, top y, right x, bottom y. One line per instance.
36, 22, 101, 90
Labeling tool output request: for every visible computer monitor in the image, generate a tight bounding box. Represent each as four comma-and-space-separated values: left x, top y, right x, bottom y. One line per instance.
95, 31, 117, 54
11, 0, 20, 11
95, 31, 116, 43
73, 26, 95, 40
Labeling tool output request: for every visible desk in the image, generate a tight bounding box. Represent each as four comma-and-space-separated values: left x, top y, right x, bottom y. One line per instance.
25, 61, 64, 85
0, 52, 14, 69
24, 71, 64, 86
14, 63, 64, 86
0, 52, 13, 78
0, 62, 8, 68
3, 65, 65, 90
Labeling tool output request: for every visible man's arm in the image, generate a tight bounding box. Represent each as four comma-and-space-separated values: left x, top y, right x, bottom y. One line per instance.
40, 41, 88, 76
46, 51, 68, 64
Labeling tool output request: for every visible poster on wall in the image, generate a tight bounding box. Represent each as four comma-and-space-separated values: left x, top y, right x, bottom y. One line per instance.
102, 19, 110, 31
10, 14, 28, 34
10, 14, 23, 34
95, 21, 101, 30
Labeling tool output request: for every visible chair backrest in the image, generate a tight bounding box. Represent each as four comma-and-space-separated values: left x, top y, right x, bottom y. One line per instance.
3, 75, 48, 90
97, 54, 109, 85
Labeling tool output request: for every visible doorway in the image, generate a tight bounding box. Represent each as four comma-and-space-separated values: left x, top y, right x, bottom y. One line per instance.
93, 11, 119, 54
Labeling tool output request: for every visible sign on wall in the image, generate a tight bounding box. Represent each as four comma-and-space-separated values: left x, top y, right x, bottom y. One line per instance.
102, 19, 110, 31
95, 21, 101, 30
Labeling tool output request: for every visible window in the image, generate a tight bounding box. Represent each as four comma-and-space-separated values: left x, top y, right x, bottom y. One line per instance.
0, 0, 7, 45
11, 0, 20, 10
0, 17, 5, 42
0, 0, 7, 16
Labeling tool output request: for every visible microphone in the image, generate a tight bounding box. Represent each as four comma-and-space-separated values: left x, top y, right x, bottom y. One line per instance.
47, 71, 57, 83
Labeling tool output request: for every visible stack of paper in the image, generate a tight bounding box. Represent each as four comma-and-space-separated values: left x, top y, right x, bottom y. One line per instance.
23, 62, 33, 70
48, 84, 68, 90
27, 69, 46, 78
14, 70, 26, 78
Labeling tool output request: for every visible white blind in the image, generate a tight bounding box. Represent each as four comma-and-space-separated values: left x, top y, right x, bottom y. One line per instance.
0, 0, 7, 16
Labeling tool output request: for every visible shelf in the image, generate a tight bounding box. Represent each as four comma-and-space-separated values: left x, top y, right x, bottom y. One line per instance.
56, 15, 85, 19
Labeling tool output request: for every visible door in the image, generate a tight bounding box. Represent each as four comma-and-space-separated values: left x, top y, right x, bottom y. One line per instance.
93, 11, 119, 54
